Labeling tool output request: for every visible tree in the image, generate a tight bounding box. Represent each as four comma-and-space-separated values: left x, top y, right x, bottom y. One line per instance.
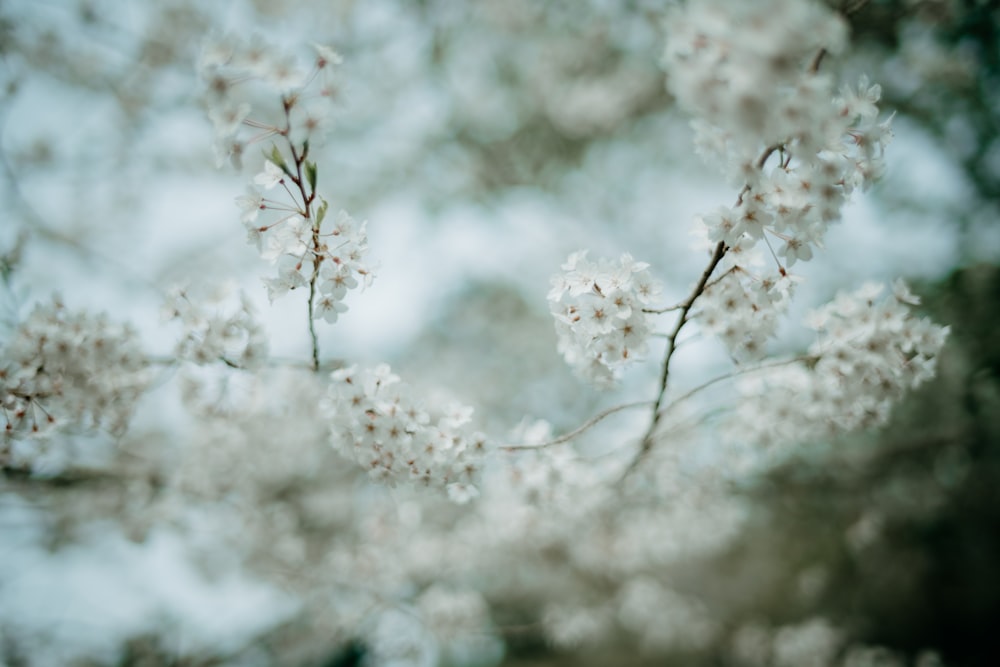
1, 0, 988, 665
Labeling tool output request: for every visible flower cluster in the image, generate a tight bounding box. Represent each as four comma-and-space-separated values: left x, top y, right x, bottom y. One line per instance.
663, 0, 848, 171
198, 34, 343, 168
1, 297, 148, 466
548, 251, 662, 386
693, 74, 894, 263
732, 281, 949, 453
245, 174, 374, 319
697, 268, 798, 361
162, 284, 268, 367
805, 281, 947, 419
324, 364, 489, 502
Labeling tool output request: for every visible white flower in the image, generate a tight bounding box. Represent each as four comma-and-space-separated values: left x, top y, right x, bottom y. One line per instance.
314, 295, 348, 323
289, 98, 336, 145
663, 0, 847, 152
235, 187, 265, 223
313, 43, 343, 68
233, 34, 278, 77
262, 256, 307, 302
254, 160, 285, 190
835, 75, 882, 122
892, 278, 921, 305
198, 33, 237, 72
262, 54, 306, 91
260, 216, 309, 263
212, 135, 244, 170
777, 235, 814, 265
208, 101, 251, 140
319, 262, 358, 300
165, 285, 268, 368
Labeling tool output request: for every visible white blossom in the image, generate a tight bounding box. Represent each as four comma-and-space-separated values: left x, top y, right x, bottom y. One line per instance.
697, 269, 798, 361
163, 284, 268, 368
548, 251, 662, 387
253, 160, 285, 190
730, 282, 949, 456
323, 365, 490, 499
1, 297, 149, 468
234, 186, 265, 224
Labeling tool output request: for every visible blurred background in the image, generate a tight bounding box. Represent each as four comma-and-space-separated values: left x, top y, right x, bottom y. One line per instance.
0, 0, 998, 665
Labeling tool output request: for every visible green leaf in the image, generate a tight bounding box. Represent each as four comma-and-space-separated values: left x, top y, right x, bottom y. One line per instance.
306, 161, 318, 193
268, 145, 292, 177
316, 198, 329, 225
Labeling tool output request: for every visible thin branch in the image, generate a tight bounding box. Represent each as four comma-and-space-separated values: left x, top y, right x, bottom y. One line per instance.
501, 400, 653, 451
643, 301, 685, 314
735, 143, 782, 206
656, 354, 813, 420
307, 274, 320, 372
756, 142, 783, 171
284, 109, 323, 373
622, 134, 791, 480
703, 264, 738, 292
622, 240, 727, 478
641, 261, 740, 316
809, 48, 828, 74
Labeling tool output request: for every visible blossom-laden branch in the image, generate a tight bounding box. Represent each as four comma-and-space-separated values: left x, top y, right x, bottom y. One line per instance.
545, 0, 911, 480
199, 37, 374, 372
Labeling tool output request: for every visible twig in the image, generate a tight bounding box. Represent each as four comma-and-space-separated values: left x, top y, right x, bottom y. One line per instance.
622, 240, 727, 478
307, 273, 320, 372
809, 48, 827, 74
656, 355, 813, 420
756, 143, 782, 171
501, 400, 653, 451
284, 106, 322, 373
703, 264, 738, 292
621, 135, 792, 480
643, 301, 685, 314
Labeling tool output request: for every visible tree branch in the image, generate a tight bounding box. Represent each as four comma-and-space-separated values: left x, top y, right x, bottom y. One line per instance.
656, 354, 814, 421
502, 400, 654, 451
622, 240, 727, 478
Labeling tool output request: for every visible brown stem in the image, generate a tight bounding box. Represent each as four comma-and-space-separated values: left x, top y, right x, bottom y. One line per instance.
619, 45, 828, 477
808, 48, 827, 74
285, 114, 322, 373
623, 239, 727, 479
